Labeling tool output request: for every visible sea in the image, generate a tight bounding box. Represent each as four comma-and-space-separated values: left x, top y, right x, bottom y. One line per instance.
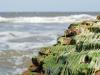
0, 12, 99, 75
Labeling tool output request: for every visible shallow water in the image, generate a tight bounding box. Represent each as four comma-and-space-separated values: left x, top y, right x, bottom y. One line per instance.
0, 23, 68, 75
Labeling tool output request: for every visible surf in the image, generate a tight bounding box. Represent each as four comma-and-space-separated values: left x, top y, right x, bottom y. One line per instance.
0, 14, 95, 23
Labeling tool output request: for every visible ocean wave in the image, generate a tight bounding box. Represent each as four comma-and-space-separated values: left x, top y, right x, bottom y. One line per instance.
0, 14, 96, 23
0, 31, 57, 50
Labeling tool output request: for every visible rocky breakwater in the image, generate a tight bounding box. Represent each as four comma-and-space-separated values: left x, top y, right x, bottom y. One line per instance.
22, 15, 100, 75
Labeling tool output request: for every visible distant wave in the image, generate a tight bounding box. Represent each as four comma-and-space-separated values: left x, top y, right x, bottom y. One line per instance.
0, 14, 96, 23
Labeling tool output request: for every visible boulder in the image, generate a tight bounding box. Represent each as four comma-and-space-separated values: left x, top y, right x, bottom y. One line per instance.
32, 58, 39, 66
58, 37, 72, 45
39, 48, 51, 56
31, 58, 45, 74
64, 29, 76, 37
63, 37, 72, 45
64, 28, 81, 37
22, 58, 44, 75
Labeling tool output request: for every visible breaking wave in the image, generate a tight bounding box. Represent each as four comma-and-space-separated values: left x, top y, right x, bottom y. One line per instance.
0, 14, 96, 23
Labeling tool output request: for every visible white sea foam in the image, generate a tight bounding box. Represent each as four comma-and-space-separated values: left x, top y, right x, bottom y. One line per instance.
0, 14, 96, 23
0, 31, 57, 50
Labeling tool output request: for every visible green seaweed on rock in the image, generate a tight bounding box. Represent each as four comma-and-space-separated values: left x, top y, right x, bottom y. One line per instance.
23, 16, 100, 75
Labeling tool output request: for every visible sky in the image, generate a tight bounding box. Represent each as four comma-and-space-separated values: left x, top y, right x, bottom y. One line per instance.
0, 0, 100, 12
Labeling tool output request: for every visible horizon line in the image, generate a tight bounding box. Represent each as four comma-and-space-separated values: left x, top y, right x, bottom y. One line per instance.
0, 10, 100, 13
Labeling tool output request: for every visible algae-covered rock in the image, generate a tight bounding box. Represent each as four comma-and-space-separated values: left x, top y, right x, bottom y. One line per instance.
64, 28, 81, 37
23, 16, 100, 75
57, 37, 72, 45
22, 58, 44, 75
39, 47, 51, 56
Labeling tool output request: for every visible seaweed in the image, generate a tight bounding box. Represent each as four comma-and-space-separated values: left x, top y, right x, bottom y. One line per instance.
23, 17, 100, 75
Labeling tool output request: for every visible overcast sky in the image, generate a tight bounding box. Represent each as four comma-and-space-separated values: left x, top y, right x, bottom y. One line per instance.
0, 0, 100, 12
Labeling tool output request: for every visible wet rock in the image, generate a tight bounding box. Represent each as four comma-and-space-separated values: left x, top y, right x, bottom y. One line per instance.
31, 58, 45, 74
22, 58, 44, 75
32, 58, 40, 66
64, 28, 81, 37
64, 29, 76, 37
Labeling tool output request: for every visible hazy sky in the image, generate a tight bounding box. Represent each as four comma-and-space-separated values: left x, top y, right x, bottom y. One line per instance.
0, 0, 100, 12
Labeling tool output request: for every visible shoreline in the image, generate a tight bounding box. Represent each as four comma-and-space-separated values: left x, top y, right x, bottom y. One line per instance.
23, 15, 100, 75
